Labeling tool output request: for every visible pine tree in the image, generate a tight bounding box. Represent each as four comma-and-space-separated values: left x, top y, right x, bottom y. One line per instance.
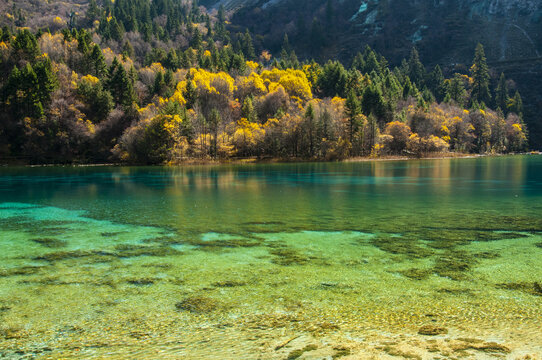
242, 29, 255, 60
109, 17, 125, 42
108, 60, 136, 108
345, 90, 361, 143
304, 103, 316, 156
190, 27, 202, 48
510, 91, 523, 117
427, 65, 445, 102
33, 57, 58, 107
471, 43, 491, 105
183, 76, 198, 110
495, 73, 509, 113
209, 108, 221, 158
407, 48, 425, 87
88, 44, 108, 79
13, 29, 40, 61
242, 97, 257, 123
122, 40, 134, 59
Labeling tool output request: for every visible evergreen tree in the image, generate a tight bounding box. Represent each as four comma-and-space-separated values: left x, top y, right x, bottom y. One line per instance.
471, 43, 491, 105
85, 0, 101, 26
407, 48, 425, 87
190, 27, 202, 48
88, 44, 108, 79
445, 75, 467, 107
108, 59, 136, 108
183, 75, 198, 110
242, 97, 257, 123
33, 58, 58, 107
495, 72, 509, 113
209, 108, 221, 158
109, 17, 125, 42
242, 29, 256, 60
317, 61, 348, 98
345, 90, 361, 143
122, 40, 134, 59
13, 29, 40, 61
304, 102, 316, 156
510, 91, 524, 117
427, 65, 445, 102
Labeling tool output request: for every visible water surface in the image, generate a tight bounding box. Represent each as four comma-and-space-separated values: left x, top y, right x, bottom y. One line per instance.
1, 156, 541, 358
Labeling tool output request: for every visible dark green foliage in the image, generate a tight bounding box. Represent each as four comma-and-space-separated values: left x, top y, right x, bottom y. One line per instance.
407, 48, 425, 88
509, 91, 524, 118
87, 44, 108, 79
12, 29, 40, 61
317, 61, 348, 98
107, 58, 136, 108
345, 90, 361, 143
241, 29, 256, 60
494, 73, 509, 113
361, 84, 387, 124
77, 80, 114, 123
33, 57, 58, 107
470, 43, 491, 106
427, 65, 445, 102
445, 75, 467, 107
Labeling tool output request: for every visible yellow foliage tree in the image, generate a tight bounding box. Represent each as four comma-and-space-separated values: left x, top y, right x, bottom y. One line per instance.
260, 68, 312, 100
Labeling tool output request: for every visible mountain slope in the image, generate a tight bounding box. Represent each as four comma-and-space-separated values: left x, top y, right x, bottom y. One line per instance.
218, 0, 542, 148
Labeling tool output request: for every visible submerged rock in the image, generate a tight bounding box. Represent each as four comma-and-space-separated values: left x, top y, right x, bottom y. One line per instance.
450, 338, 510, 354
418, 325, 448, 336
286, 344, 318, 360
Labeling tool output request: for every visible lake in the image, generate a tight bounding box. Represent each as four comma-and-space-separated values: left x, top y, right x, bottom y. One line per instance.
1, 156, 541, 358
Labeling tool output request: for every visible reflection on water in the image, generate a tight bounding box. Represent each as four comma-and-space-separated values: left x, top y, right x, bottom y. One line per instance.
0, 155, 541, 358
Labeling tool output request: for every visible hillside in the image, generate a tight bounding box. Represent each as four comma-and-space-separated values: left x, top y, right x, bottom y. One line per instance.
0, 0, 532, 164
214, 0, 542, 148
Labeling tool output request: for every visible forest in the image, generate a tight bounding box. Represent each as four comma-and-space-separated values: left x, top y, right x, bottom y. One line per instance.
0, 0, 529, 164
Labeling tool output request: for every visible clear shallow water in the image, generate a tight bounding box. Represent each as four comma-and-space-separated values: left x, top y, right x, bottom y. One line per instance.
0, 156, 541, 359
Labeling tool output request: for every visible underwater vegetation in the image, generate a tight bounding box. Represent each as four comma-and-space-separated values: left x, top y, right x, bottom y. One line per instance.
175, 296, 223, 314
30, 238, 67, 248
32, 245, 182, 263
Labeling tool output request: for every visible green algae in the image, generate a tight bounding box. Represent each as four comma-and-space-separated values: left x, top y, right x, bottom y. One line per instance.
0, 266, 44, 277
332, 346, 351, 359
212, 280, 247, 287
432, 251, 474, 280
269, 247, 311, 266
126, 278, 157, 286
400, 268, 433, 280
30, 238, 68, 248
175, 296, 222, 314
32, 245, 181, 263
496, 282, 542, 296
113, 244, 181, 257
370, 235, 435, 259
286, 344, 318, 360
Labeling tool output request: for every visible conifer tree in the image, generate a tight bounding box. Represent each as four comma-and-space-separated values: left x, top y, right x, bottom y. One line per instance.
407, 48, 425, 87
471, 43, 491, 105
345, 90, 361, 143
33, 57, 58, 107
495, 73, 509, 113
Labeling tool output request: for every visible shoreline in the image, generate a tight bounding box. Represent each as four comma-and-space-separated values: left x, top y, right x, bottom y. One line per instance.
0, 152, 539, 168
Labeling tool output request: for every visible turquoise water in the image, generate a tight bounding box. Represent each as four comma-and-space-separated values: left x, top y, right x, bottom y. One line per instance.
0, 156, 541, 359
